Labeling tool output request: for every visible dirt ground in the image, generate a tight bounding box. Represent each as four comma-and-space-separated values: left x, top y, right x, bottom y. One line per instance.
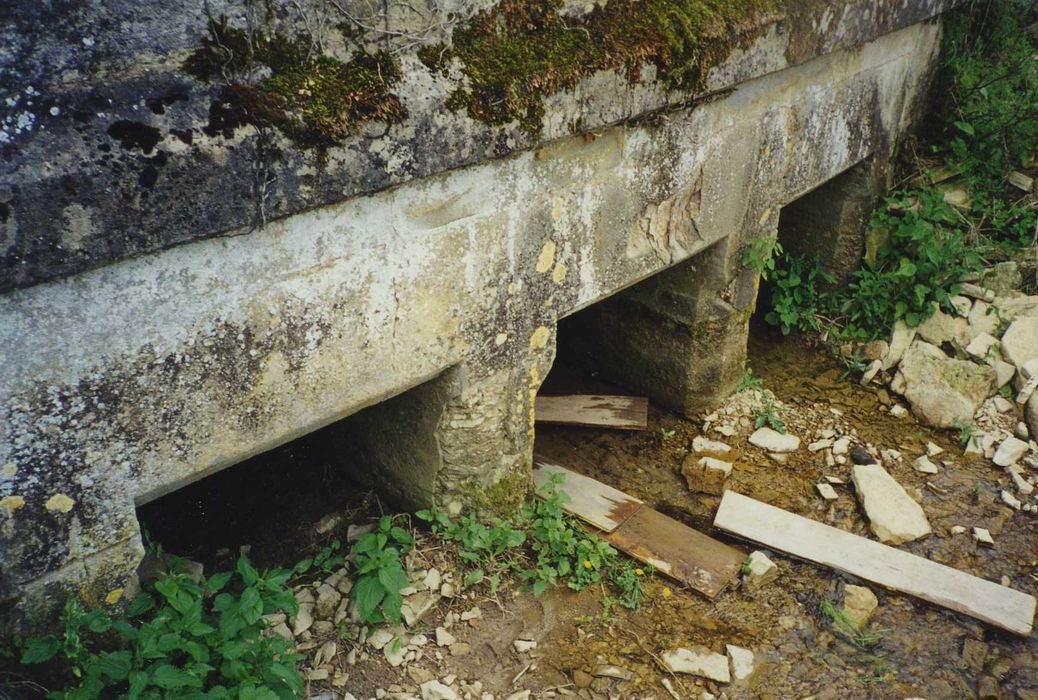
137, 330, 1038, 699
347, 330, 1038, 700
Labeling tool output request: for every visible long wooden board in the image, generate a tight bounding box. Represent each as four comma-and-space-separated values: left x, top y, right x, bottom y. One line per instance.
606, 505, 744, 599
535, 395, 648, 430
714, 491, 1036, 636
533, 460, 743, 597
532, 459, 642, 533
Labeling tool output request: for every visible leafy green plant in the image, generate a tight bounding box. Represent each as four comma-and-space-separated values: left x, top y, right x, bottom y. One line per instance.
737, 366, 763, 393
764, 253, 836, 334
820, 598, 882, 650
349, 515, 414, 625
742, 237, 784, 280
955, 419, 979, 449
418, 474, 649, 609
754, 395, 786, 434
936, 0, 1038, 200
839, 351, 870, 381
19, 553, 303, 699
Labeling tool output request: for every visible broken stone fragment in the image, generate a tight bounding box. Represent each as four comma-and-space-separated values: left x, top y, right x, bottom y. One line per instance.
898, 341, 996, 428
993, 437, 1029, 467
725, 644, 755, 681
883, 320, 916, 370
661, 646, 731, 683
1001, 490, 1022, 510
748, 427, 800, 453
912, 456, 939, 475
592, 664, 633, 680
1001, 317, 1038, 371
435, 627, 456, 647
851, 463, 932, 544
315, 583, 342, 618
1007, 465, 1035, 495
816, 483, 838, 501
401, 591, 440, 627
841, 585, 878, 629
513, 638, 537, 653
917, 304, 970, 346
681, 455, 732, 496
832, 437, 851, 455
965, 332, 1001, 363
889, 404, 909, 418
742, 550, 778, 592
808, 439, 833, 452
860, 360, 882, 385
292, 603, 314, 636
420, 680, 460, 700
972, 527, 995, 546
692, 436, 732, 453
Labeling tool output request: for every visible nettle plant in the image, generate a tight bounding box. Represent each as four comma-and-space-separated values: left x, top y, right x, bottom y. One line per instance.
348, 515, 414, 625
19, 555, 303, 700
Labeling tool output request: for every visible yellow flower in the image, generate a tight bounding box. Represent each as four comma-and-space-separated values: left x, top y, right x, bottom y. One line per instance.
662, 586, 672, 597
583, 559, 593, 569
634, 568, 644, 576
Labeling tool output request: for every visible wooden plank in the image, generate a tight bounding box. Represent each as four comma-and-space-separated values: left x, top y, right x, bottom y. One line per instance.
606, 506, 744, 599
714, 491, 1036, 636
535, 395, 648, 430
532, 459, 643, 533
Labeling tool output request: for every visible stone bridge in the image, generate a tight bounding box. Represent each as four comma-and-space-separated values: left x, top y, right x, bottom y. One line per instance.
0, 0, 954, 629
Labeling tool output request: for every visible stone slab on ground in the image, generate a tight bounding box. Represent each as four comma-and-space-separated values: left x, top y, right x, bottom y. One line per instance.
851, 463, 931, 544
897, 341, 996, 428
1001, 317, 1038, 370
726, 644, 756, 681
748, 427, 800, 453
661, 646, 731, 682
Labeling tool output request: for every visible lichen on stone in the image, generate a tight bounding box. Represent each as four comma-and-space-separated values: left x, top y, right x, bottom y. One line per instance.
420, 0, 778, 133
184, 16, 406, 147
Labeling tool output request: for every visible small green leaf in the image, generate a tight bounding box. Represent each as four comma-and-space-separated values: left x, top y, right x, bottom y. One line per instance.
236, 555, 259, 586
20, 635, 60, 664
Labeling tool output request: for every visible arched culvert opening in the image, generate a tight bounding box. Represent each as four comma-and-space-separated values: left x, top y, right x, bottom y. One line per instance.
136, 370, 452, 572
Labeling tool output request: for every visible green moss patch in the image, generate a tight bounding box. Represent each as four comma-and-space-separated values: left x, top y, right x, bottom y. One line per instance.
420, 0, 777, 133
185, 17, 405, 147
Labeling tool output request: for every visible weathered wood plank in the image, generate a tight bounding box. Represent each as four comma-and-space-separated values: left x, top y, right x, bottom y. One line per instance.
535, 395, 649, 430
714, 491, 1036, 636
606, 506, 744, 599
532, 459, 642, 533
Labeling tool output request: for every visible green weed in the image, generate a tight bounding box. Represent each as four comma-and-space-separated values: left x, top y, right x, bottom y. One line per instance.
819, 598, 882, 650
18, 552, 304, 699
753, 394, 786, 434
349, 515, 415, 624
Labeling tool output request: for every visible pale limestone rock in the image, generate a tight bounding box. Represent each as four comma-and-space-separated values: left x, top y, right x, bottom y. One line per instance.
889, 404, 909, 418
973, 527, 994, 546
401, 591, 439, 627
1001, 490, 1022, 510
852, 463, 932, 544
742, 551, 777, 592
950, 295, 972, 317
898, 341, 997, 428
292, 603, 314, 636
420, 680, 460, 700
994, 294, 1038, 321
832, 437, 850, 455
951, 525, 967, 535
315, 583, 342, 618
841, 585, 878, 629
661, 646, 731, 683
959, 282, 995, 301
968, 299, 1001, 338
692, 436, 732, 453
993, 396, 1015, 413
1001, 317, 1038, 370
748, 427, 799, 453
883, 321, 916, 370
860, 359, 882, 385
913, 456, 939, 475
1027, 393, 1038, 447
995, 360, 1016, 388
513, 639, 536, 653
808, 439, 833, 452
435, 627, 456, 647
367, 625, 402, 650
726, 644, 755, 681
993, 437, 1029, 466
423, 568, 442, 591
816, 483, 839, 501
965, 332, 1001, 363
682, 455, 732, 496
917, 304, 969, 346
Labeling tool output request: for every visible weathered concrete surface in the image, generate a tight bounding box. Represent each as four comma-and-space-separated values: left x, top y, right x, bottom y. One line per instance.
1, 0, 946, 631
1, 0, 955, 292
